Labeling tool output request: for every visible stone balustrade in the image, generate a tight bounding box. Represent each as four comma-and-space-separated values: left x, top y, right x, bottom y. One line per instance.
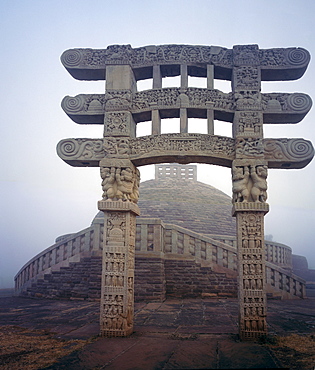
266, 263, 306, 299
15, 217, 303, 298
15, 224, 103, 293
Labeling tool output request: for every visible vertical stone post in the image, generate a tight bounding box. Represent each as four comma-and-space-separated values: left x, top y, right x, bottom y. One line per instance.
232, 45, 268, 340
207, 65, 214, 134
98, 181, 140, 337
99, 63, 140, 337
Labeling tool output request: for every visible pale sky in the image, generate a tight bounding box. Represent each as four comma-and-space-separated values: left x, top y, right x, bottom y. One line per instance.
1, 0, 315, 288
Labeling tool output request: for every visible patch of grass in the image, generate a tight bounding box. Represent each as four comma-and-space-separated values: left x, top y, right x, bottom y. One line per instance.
0, 325, 87, 370
266, 334, 315, 370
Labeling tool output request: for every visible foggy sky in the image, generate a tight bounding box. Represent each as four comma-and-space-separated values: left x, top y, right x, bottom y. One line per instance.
1, 0, 315, 288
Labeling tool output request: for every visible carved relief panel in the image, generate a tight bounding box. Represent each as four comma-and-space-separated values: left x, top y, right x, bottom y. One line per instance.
237, 212, 267, 339
104, 111, 136, 138
232, 160, 268, 204
100, 206, 139, 337
100, 158, 140, 203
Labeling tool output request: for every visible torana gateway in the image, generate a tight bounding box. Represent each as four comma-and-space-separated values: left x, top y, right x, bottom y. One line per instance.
20, 44, 314, 340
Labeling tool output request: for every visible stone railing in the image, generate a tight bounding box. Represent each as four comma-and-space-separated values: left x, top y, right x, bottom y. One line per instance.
15, 217, 303, 298
209, 235, 292, 269
14, 224, 103, 293
266, 263, 306, 299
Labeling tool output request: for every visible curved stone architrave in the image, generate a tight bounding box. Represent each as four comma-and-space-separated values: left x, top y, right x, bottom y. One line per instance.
60, 45, 310, 81
129, 134, 236, 167
56, 42, 313, 340
61, 89, 312, 125
56, 136, 314, 169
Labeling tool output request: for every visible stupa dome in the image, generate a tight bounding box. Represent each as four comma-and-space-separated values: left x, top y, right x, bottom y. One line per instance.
93, 164, 236, 237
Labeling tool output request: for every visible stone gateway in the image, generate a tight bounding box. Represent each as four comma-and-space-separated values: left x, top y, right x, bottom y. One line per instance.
56, 44, 313, 340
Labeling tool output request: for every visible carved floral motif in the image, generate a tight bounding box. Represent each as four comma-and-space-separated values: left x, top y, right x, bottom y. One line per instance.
105, 112, 129, 135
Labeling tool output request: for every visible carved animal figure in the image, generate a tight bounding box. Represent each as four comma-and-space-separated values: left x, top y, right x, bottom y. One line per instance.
116, 167, 135, 201
232, 165, 250, 202
250, 165, 267, 202
101, 166, 116, 199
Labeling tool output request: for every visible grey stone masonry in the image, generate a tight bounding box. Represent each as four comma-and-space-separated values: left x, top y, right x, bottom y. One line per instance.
56, 43, 313, 340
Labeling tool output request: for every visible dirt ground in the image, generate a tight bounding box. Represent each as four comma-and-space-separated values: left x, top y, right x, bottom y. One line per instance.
1, 325, 315, 369
0, 325, 88, 370
1, 295, 315, 369
265, 334, 315, 370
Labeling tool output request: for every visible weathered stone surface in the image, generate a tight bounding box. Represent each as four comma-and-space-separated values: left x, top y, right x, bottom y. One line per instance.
61, 90, 312, 124
137, 174, 236, 236
60, 45, 310, 81
57, 136, 314, 168
16, 169, 306, 303
55, 43, 314, 341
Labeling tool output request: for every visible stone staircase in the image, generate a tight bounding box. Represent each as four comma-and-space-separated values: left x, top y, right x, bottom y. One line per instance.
15, 217, 305, 301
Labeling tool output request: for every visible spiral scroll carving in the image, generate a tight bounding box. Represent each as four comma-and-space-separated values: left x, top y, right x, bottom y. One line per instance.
61, 49, 83, 67
264, 138, 314, 161
58, 140, 80, 157
61, 95, 85, 113
286, 139, 314, 159
287, 48, 309, 65
57, 139, 104, 159
286, 93, 312, 112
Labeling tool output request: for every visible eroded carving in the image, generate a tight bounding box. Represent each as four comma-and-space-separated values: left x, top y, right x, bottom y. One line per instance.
130, 133, 235, 160
57, 139, 104, 159
233, 45, 259, 66
236, 138, 264, 157
234, 66, 260, 90
232, 162, 267, 203
264, 138, 314, 168
235, 91, 261, 111
105, 91, 132, 110
58, 43, 313, 342
61, 45, 310, 72
100, 160, 139, 203
234, 111, 262, 137
103, 137, 130, 157
61, 91, 312, 126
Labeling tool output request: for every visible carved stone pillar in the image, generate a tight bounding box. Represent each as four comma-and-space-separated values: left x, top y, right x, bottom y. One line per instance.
233, 201, 268, 340
232, 45, 268, 340
98, 158, 140, 337
58, 43, 314, 340
99, 63, 140, 337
